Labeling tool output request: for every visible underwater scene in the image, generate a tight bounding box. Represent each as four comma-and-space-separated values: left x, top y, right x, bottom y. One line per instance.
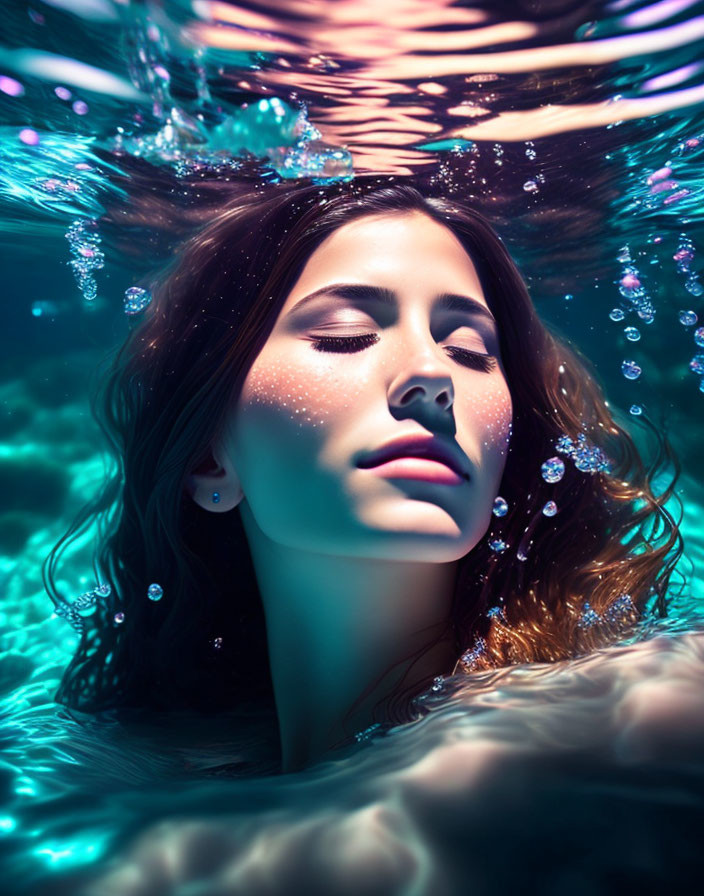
2, 0, 704, 892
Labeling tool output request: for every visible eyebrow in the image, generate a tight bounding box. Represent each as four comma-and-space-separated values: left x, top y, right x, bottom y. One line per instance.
288, 283, 497, 326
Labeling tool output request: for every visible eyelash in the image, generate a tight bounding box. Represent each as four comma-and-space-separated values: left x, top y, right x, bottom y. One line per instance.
310, 334, 497, 372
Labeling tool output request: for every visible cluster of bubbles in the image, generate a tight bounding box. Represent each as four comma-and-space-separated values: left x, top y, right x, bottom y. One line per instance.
54, 581, 165, 630
616, 246, 655, 324
459, 636, 487, 672
354, 721, 383, 743
116, 14, 353, 184
53, 583, 112, 634
457, 591, 635, 673
65, 218, 104, 302
576, 593, 635, 630
608, 246, 654, 383
554, 433, 611, 474
487, 433, 607, 556
673, 235, 703, 296
672, 242, 704, 393
690, 324, 704, 394
644, 165, 690, 210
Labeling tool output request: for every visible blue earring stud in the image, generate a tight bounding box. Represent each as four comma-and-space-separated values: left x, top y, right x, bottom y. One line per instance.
212, 492, 220, 504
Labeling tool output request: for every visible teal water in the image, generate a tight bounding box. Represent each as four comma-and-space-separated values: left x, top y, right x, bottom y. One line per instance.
2, 0, 704, 892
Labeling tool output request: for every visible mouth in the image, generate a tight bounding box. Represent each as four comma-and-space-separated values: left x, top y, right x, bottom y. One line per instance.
357, 434, 470, 482
360, 455, 468, 485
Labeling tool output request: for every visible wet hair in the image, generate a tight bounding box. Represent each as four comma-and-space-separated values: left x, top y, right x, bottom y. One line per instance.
44, 175, 683, 731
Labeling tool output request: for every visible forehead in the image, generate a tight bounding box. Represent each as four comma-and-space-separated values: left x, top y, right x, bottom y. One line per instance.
280, 211, 487, 312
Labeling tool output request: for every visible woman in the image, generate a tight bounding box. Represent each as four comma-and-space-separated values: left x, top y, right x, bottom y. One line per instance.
44, 176, 682, 773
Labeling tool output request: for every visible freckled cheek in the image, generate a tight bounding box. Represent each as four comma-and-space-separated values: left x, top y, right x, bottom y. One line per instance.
456, 381, 513, 461
237, 353, 370, 427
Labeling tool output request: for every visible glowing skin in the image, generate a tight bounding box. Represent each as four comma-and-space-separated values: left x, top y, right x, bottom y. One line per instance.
188, 211, 512, 772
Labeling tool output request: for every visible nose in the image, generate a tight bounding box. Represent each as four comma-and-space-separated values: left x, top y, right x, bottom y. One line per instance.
387, 341, 455, 413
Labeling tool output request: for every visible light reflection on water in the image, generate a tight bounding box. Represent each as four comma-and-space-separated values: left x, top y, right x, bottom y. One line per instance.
1, 0, 704, 892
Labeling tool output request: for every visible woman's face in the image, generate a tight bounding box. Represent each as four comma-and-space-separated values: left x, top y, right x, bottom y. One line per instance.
221, 210, 512, 562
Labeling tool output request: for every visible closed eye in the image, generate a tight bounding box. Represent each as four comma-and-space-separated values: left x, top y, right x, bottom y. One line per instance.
309, 334, 497, 372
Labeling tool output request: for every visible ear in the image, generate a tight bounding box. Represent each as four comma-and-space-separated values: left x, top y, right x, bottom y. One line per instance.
185, 441, 244, 512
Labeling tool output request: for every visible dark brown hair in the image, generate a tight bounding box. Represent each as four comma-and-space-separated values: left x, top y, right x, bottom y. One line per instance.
43, 175, 683, 731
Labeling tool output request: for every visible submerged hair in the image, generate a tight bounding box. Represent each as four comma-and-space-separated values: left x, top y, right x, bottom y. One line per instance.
43, 175, 683, 731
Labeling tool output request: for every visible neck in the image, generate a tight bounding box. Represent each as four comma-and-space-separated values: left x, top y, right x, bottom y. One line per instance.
238, 502, 459, 773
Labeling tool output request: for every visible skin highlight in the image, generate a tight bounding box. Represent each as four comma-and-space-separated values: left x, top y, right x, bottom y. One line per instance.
187, 211, 511, 770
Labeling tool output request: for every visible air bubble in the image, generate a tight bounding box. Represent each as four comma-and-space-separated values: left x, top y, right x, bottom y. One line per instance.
492, 497, 508, 517
542, 501, 558, 517
147, 583, 163, 601
541, 457, 565, 483
621, 360, 642, 380
124, 286, 152, 316
679, 310, 698, 327
689, 355, 704, 375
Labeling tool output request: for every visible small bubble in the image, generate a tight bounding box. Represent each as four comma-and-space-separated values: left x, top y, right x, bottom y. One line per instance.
489, 538, 508, 553
114, 612, 125, 624
689, 355, 704, 375
492, 496, 509, 517
523, 180, 538, 193
542, 500, 558, 517
124, 286, 152, 315
609, 308, 625, 322
679, 310, 698, 327
686, 277, 703, 297
541, 457, 565, 483
624, 326, 641, 342
621, 360, 642, 380
629, 404, 643, 416
54, 85, 72, 100
147, 583, 163, 602
563, 294, 573, 302
695, 327, 704, 348
72, 100, 89, 115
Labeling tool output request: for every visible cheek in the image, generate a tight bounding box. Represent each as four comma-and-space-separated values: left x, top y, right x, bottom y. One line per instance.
457, 379, 513, 461
237, 351, 370, 429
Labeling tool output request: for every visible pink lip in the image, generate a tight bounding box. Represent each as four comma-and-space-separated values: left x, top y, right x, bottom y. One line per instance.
364, 456, 466, 485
